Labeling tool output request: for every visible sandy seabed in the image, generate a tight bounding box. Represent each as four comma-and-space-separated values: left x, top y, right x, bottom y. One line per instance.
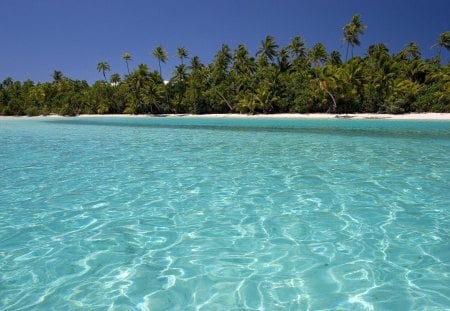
2, 113, 450, 120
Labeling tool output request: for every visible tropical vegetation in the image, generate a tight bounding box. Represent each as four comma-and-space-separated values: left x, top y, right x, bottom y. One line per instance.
1, 16, 449, 116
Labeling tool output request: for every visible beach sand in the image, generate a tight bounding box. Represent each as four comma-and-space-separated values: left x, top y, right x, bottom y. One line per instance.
163, 113, 450, 120
2, 113, 450, 120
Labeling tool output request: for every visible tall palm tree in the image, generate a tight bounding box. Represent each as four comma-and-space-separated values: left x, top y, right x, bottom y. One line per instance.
97, 62, 111, 82
176, 47, 189, 65
343, 14, 367, 60
256, 35, 279, 62
152, 45, 168, 79
122, 52, 132, 74
432, 31, 450, 59
152, 45, 169, 106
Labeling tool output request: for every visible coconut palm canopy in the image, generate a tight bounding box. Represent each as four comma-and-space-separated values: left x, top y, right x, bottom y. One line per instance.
1, 14, 449, 116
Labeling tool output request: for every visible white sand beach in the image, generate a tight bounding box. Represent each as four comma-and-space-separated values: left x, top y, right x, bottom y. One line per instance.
2, 113, 450, 120
165, 113, 450, 120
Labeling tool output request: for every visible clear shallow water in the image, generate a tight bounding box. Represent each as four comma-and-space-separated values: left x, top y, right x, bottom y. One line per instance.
1, 117, 449, 310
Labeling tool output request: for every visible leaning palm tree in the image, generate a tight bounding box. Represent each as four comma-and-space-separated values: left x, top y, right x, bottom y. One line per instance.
256, 35, 279, 62
176, 47, 189, 65
317, 66, 337, 113
97, 61, 111, 82
343, 14, 366, 60
152, 45, 168, 79
308, 44, 336, 113
122, 52, 132, 74
432, 31, 450, 59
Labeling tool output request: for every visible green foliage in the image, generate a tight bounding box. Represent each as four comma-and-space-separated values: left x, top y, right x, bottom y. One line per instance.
343, 14, 367, 60
2, 24, 450, 116
97, 62, 110, 82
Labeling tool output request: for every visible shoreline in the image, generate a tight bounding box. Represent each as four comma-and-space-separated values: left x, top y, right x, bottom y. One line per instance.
1, 113, 450, 121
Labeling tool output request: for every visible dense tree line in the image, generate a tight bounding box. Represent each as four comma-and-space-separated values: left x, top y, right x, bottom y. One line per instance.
1, 16, 449, 116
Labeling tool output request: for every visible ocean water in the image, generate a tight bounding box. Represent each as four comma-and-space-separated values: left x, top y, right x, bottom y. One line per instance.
0, 116, 449, 310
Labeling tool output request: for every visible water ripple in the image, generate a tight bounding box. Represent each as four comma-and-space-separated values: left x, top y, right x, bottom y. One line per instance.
1, 118, 449, 310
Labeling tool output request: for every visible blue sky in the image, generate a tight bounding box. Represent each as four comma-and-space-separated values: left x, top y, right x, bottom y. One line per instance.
1, 0, 449, 83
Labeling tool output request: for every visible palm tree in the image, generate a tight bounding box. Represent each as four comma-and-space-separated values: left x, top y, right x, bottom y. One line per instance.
122, 52, 132, 74
210, 44, 232, 84
2, 77, 13, 87
329, 51, 342, 66
398, 42, 421, 61
367, 43, 389, 59
152, 45, 169, 106
152, 45, 168, 79
231, 44, 254, 76
97, 62, 110, 82
308, 44, 335, 113
124, 64, 150, 113
432, 31, 450, 59
256, 35, 279, 62
317, 66, 337, 113
176, 47, 189, 65
343, 14, 367, 60
287, 36, 307, 60
110, 73, 121, 85
52, 70, 63, 83
130, 64, 151, 94
309, 43, 328, 68
189, 56, 203, 72
173, 64, 188, 82
277, 47, 291, 72
172, 64, 189, 109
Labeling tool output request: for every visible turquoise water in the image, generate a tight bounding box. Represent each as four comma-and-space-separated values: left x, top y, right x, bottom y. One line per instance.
1, 117, 449, 310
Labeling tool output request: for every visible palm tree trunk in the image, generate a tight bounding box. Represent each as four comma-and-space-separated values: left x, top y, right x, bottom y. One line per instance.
157, 60, 168, 107
324, 88, 337, 113
346, 43, 350, 61
215, 89, 233, 111
158, 61, 162, 79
